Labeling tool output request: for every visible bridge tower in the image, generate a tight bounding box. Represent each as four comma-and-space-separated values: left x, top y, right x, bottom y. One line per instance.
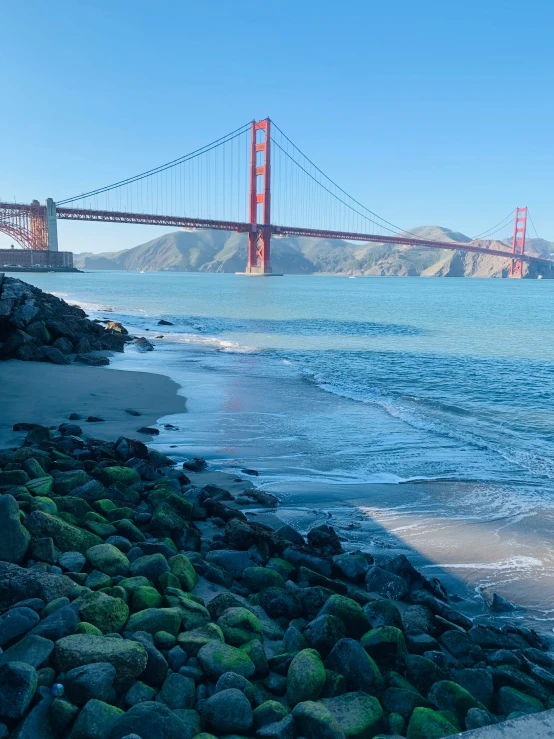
246, 118, 273, 275
509, 207, 527, 278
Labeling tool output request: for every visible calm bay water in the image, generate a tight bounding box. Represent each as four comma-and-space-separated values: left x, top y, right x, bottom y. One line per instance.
21, 270, 554, 626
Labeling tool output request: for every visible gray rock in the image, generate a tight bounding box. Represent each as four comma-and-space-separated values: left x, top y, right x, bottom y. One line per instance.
110, 701, 190, 739
0, 606, 40, 647
70, 698, 124, 739
197, 641, 255, 680
365, 565, 408, 600
125, 681, 157, 706
129, 554, 169, 581
58, 551, 86, 572
200, 688, 253, 735
257, 714, 296, 739
53, 634, 148, 684
29, 537, 57, 564
155, 672, 195, 709
205, 549, 256, 578
0, 662, 38, 719
0, 495, 30, 564
0, 634, 54, 668
65, 662, 116, 706
292, 700, 346, 739
440, 629, 486, 666
215, 671, 255, 702
332, 552, 370, 582
29, 602, 80, 641
325, 638, 385, 695
10, 692, 55, 739
0, 562, 75, 610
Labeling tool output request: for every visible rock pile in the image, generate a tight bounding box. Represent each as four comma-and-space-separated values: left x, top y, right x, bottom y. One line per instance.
0, 275, 131, 364
0, 423, 553, 738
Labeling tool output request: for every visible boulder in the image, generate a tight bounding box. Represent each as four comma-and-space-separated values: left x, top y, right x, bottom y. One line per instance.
332, 552, 371, 582
53, 634, 148, 683
0, 495, 30, 563
406, 707, 458, 739
427, 680, 479, 723
318, 594, 371, 639
29, 602, 80, 640
325, 638, 384, 696
0, 662, 38, 719
24, 510, 102, 553
363, 599, 402, 629
197, 640, 255, 680
65, 662, 116, 706
360, 626, 408, 670
497, 686, 544, 716
85, 543, 130, 576
0, 562, 74, 609
322, 691, 384, 738
155, 672, 195, 709
304, 614, 347, 657
77, 591, 129, 633
292, 700, 346, 739
0, 606, 40, 647
217, 606, 263, 646
111, 701, 190, 739
70, 698, 124, 739
0, 634, 54, 668
200, 688, 254, 735
286, 648, 326, 706
365, 565, 408, 600
126, 607, 182, 636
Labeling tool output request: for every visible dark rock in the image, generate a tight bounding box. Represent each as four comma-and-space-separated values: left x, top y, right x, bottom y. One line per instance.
74, 354, 110, 366
183, 457, 207, 472
70, 698, 124, 738
360, 626, 408, 671
469, 625, 527, 650
451, 667, 494, 710
29, 602, 80, 640
125, 409, 141, 416
155, 671, 195, 709
86, 416, 105, 423
332, 551, 371, 582
382, 687, 433, 719
0, 634, 54, 668
307, 524, 343, 555
406, 707, 458, 739
0, 606, 40, 647
200, 688, 254, 735
304, 614, 347, 657
405, 655, 447, 695
134, 337, 154, 351
439, 629, 486, 666
427, 680, 480, 723
197, 641, 255, 680
65, 662, 116, 706
0, 562, 74, 609
292, 700, 346, 739
137, 427, 160, 435
497, 686, 544, 716
53, 634, 148, 684
286, 648, 326, 706
363, 599, 402, 629
0, 494, 30, 563
112, 701, 190, 738
365, 566, 408, 600
0, 662, 38, 719
258, 587, 302, 620
40, 346, 71, 364
325, 638, 385, 695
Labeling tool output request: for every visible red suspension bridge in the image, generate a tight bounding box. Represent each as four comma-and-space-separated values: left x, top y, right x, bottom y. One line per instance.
0, 119, 548, 278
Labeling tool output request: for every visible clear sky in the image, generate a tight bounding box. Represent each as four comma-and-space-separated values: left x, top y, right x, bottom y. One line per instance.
1, 0, 552, 253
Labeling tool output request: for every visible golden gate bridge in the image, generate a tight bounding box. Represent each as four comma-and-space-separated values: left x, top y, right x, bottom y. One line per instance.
0, 119, 547, 278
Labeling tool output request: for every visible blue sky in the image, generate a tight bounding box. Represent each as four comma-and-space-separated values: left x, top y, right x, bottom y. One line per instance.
1, 0, 552, 253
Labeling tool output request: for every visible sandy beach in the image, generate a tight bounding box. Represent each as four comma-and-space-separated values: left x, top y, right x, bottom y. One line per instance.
0, 359, 186, 448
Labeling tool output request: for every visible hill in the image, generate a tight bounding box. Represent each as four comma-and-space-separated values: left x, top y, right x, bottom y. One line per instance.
74, 227, 554, 278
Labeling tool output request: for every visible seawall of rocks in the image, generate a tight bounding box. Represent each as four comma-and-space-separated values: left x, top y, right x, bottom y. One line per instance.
0, 423, 553, 739
0, 274, 131, 365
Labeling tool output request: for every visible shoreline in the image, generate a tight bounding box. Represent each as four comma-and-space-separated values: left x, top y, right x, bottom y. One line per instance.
0, 359, 186, 449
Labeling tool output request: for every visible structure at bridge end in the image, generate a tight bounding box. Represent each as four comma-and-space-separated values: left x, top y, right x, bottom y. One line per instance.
244, 119, 276, 275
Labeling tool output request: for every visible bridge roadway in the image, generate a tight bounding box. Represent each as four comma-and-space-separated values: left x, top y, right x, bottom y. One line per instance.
54, 206, 551, 265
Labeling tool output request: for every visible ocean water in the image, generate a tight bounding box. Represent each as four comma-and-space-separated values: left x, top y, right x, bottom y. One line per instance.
20, 270, 554, 627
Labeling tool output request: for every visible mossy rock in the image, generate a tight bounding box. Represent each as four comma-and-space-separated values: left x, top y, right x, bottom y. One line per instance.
95, 466, 141, 487
360, 626, 408, 670
497, 686, 544, 716
169, 596, 210, 631
363, 599, 402, 629
29, 496, 58, 515
406, 707, 458, 739
126, 606, 182, 635
85, 570, 113, 590
70, 698, 124, 738
292, 700, 344, 738
86, 543, 130, 577
197, 640, 255, 680
54, 634, 148, 683
25, 476, 54, 496
267, 557, 297, 581
168, 554, 198, 592
322, 691, 384, 738
75, 622, 103, 636
132, 585, 163, 611
286, 648, 326, 707
253, 700, 289, 729
53, 470, 90, 495
116, 518, 145, 542
383, 687, 434, 720
117, 576, 152, 593
427, 681, 480, 723
239, 638, 269, 679
217, 606, 263, 646
94, 499, 118, 515
319, 594, 371, 639
77, 590, 129, 634
243, 566, 286, 592
177, 623, 224, 657
24, 510, 103, 553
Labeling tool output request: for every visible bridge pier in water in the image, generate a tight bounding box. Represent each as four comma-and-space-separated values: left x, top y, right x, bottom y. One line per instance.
244, 118, 277, 275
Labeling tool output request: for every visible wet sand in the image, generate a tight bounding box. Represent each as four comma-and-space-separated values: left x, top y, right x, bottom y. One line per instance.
0, 359, 186, 448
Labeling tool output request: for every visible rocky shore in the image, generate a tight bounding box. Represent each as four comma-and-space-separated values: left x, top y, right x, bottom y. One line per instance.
0, 424, 553, 739
0, 274, 140, 365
